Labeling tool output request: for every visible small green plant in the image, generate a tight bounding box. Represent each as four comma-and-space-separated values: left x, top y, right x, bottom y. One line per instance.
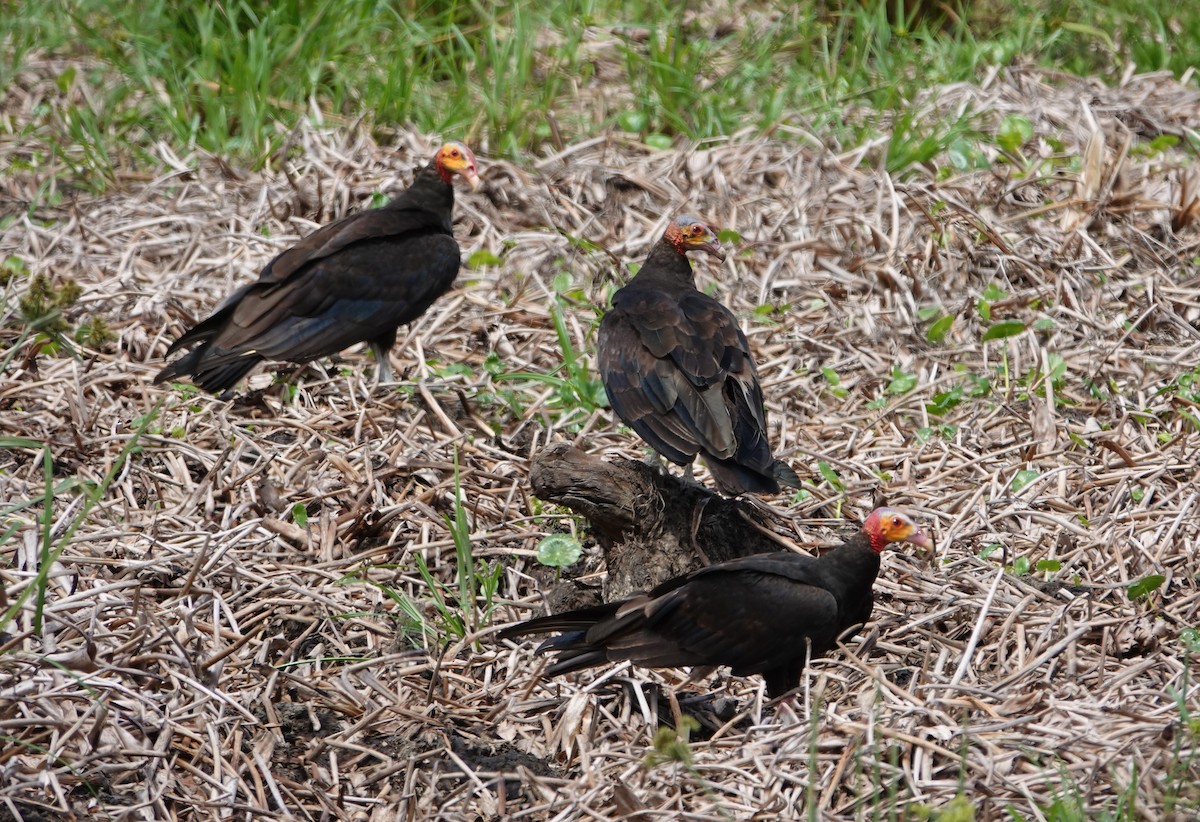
536, 533, 582, 581
978, 544, 1061, 579
17, 273, 80, 335
420, 454, 502, 644
492, 296, 608, 425
644, 715, 699, 769
1127, 574, 1165, 601
467, 249, 502, 269
868, 364, 919, 409
915, 423, 959, 443
817, 460, 845, 492
1160, 643, 1200, 815
344, 455, 502, 647
885, 109, 980, 176
926, 386, 965, 417
821, 366, 848, 399
982, 320, 1026, 342
0, 403, 162, 636
923, 308, 955, 344
73, 316, 116, 348
976, 283, 1006, 322
1, 255, 28, 285
994, 114, 1034, 164
1010, 468, 1040, 493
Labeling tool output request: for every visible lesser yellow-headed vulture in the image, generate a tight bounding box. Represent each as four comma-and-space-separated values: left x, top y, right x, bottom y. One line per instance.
155, 142, 480, 393
501, 507, 930, 699
597, 215, 800, 496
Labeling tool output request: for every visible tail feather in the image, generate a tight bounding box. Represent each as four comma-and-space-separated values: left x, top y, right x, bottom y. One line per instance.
497, 602, 619, 641
155, 345, 262, 394
703, 455, 803, 496
154, 345, 210, 385
772, 460, 802, 489
501, 605, 626, 676
704, 457, 780, 496
544, 648, 610, 676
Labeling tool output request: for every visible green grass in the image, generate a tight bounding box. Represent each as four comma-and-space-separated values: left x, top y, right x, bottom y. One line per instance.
3, 0, 1199, 192
0, 404, 161, 637
340, 451, 501, 648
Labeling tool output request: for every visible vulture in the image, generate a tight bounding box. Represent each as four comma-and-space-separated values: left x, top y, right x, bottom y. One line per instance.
500, 507, 930, 699
597, 215, 800, 496
154, 141, 480, 393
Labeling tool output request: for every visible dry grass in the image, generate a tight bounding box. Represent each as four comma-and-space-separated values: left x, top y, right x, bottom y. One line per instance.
3, 62, 1200, 820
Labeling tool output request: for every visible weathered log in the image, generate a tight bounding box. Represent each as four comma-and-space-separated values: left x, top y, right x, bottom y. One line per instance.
529, 442, 794, 601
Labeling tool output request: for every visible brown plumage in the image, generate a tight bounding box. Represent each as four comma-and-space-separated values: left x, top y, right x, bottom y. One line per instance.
597, 215, 800, 496
154, 142, 480, 393
500, 507, 930, 699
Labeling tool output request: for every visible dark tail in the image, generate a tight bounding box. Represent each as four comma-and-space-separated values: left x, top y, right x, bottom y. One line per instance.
497, 601, 618, 641
772, 460, 802, 490
704, 456, 803, 497
499, 602, 627, 675
154, 346, 261, 394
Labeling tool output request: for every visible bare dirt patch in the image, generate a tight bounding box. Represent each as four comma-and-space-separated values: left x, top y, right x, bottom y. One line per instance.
3, 64, 1200, 819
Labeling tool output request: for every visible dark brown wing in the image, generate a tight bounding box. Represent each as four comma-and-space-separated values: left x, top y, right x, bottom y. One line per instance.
597, 286, 777, 493
155, 162, 463, 393
155, 208, 458, 391
595, 569, 841, 677
252, 204, 450, 287
214, 227, 457, 357
505, 552, 841, 681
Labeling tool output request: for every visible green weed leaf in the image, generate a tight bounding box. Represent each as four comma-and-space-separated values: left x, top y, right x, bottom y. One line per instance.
982, 283, 1006, 302
926, 386, 963, 416
982, 321, 1026, 342
888, 366, 917, 394
1128, 574, 1165, 600
927, 314, 954, 343
1010, 468, 1039, 492
645, 717, 699, 768
947, 138, 989, 171
997, 114, 1033, 153
1180, 627, 1200, 654
537, 534, 582, 568
468, 249, 502, 269
817, 461, 844, 491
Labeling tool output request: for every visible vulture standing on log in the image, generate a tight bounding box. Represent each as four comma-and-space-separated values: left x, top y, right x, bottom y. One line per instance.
154, 142, 481, 393
597, 215, 800, 496
500, 507, 930, 699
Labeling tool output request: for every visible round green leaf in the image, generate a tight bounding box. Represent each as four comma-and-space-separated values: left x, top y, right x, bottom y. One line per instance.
645, 133, 673, 150
291, 502, 309, 529
537, 534, 582, 568
1180, 627, 1200, 654
1010, 468, 1039, 492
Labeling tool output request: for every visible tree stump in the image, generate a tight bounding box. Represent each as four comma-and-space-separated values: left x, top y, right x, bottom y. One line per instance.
529, 442, 796, 602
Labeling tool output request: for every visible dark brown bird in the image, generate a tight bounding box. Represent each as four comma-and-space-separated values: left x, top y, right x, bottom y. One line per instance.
597, 215, 800, 496
154, 142, 481, 393
500, 507, 930, 698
